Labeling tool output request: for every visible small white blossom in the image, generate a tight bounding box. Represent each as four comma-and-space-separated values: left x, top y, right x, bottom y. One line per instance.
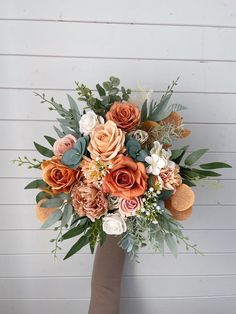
145, 141, 171, 175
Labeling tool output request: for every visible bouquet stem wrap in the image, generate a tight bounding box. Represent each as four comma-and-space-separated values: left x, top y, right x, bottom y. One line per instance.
88, 235, 126, 314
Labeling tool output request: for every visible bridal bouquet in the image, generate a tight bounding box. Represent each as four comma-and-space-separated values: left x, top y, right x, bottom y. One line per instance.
14, 76, 231, 260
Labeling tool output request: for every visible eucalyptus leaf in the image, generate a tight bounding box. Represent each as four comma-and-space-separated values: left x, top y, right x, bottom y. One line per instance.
96, 84, 106, 96
61, 204, 73, 227
24, 179, 48, 190
40, 198, 64, 208
40, 209, 63, 229
36, 191, 52, 203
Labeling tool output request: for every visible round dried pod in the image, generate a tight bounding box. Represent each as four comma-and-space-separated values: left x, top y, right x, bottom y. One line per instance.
164, 183, 195, 213
168, 206, 192, 221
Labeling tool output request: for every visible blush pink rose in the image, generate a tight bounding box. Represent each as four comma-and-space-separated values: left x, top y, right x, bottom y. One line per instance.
53, 134, 77, 156
119, 196, 142, 217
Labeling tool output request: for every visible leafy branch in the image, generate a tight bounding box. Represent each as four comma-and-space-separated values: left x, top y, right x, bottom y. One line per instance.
12, 156, 42, 169
75, 76, 131, 118
34, 92, 81, 137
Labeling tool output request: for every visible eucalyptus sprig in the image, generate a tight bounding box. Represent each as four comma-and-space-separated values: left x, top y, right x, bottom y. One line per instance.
12, 156, 42, 169
35, 92, 81, 137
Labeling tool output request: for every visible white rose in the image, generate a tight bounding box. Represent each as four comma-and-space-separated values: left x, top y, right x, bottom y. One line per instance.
102, 213, 127, 235
79, 111, 104, 135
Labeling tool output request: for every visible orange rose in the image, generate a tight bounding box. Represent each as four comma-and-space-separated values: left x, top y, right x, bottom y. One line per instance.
106, 102, 141, 132
102, 156, 148, 200
88, 120, 125, 161
41, 157, 78, 193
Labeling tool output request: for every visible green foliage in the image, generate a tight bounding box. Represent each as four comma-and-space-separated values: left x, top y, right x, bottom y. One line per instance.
34, 142, 54, 158
63, 232, 90, 260
140, 78, 186, 122
61, 204, 73, 227
165, 233, 178, 258
62, 219, 89, 240
125, 138, 148, 162
184, 149, 208, 166
35, 191, 52, 203
199, 162, 232, 169
40, 197, 64, 208
61, 136, 89, 168
24, 179, 48, 190
35, 92, 81, 137
75, 76, 131, 118
40, 209, 63, 229
44, 136, 56, 147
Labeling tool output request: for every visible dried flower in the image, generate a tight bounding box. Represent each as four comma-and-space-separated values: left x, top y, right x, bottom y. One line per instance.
71, 181, 108, 222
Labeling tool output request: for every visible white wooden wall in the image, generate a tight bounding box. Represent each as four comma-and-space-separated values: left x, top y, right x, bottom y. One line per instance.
0, 1, 236, 313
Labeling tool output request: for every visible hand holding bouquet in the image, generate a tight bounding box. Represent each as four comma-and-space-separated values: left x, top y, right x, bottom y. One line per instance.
14, 76, 231, 260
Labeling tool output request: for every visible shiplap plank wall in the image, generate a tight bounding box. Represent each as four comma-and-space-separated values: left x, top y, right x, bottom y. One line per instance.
0, 1, 236, 314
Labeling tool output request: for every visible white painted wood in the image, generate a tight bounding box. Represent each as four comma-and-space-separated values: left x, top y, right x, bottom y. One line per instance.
1, 205, 235, 230
0, 1, 236, 312
2, 21, 236, 61
0, 254, 235, 277
0, 298, 236, 314
1, 0, 236, 27
1, 89, 236, 123
0, 178, 234, 205
1, 276, 236, 298
1, 56, 236, 93
1, 121, 235, 152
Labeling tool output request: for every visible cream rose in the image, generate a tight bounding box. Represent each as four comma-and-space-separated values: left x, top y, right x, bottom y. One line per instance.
79, 111, 104, 135
102, 213, 127, 235
53, 134, 77, 156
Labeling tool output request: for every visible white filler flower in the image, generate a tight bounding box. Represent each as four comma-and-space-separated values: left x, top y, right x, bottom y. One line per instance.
79, 111, 104, 135
145, 141, 171, 175
102, 213, 127, 235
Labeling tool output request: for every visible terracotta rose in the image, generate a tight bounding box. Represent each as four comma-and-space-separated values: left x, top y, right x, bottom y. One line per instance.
41, 157, 78, 193
106, 102, 141, 132
102, 156, 148, 200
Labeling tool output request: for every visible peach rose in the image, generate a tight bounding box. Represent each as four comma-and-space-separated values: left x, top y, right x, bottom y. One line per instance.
53, 134, 77, 156
41, 157, 78, 193
88, 120, 126, 161
102, 156, 148, 200
106, 102, 141, 132
71, 181, 108, 221
119, 196, 142, 217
